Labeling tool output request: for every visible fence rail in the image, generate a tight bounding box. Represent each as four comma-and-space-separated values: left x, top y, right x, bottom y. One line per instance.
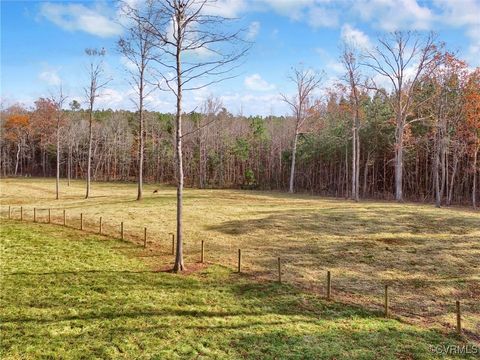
0, 205, 475, 341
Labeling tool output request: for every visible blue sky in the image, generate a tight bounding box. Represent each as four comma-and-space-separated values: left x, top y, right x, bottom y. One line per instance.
1, 0, 479, 115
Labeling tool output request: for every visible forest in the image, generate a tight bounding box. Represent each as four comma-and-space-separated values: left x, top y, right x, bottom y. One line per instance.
1, 1, 479, 214
2, 59, 479, 207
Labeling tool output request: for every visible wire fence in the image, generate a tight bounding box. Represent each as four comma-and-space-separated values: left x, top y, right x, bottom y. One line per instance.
1, 204, 478, 343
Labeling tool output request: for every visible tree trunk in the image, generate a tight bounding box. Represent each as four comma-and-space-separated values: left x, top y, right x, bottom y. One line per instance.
394, 117, 404, 201
447, 153, 458, 206
137, 84, 144, 201
56, 118, 60, 200
434, 136, 441, 207
473, 146, 478, 209
14, 143, 20, 176
289, 126, 299, 193
363, 152, 370, 197
86, 108, 93, 198
345, 142, 349, 198
351, 125, 357, 200
355, 127, 360, 201
173, 22, 185, 272
67, 145, 72, 186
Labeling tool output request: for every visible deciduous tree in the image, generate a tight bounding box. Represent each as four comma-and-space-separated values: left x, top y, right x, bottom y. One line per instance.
281, 66, 322, 193
144, 0, 249, 271
84, 48, 110, 199
363, 31, 441, 201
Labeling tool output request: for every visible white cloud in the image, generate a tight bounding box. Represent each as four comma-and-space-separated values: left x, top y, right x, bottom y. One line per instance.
96, 88, 126, 108
203, 0, 248, 17
434, 0, 480, 64
260, 0, 316, 20
206, 0, 338, 28
434, 0, 480, 27
38, 68, 61, 86
247, 21, 261, 39
353, 0, 433, 31
307, 6, 338, 28
326, 61, 344, 74
39, 2, 122, 38
120, 56, 138, 72
244, 74, 276, 91
340, 24, 371, 49
219, 91, 286, 116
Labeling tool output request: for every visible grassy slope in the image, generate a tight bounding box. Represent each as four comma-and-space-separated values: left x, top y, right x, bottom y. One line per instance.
0, 220, 475, 359
1, 178, 479, 340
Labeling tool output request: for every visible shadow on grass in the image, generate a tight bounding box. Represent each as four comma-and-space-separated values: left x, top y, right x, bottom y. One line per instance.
207, 207, 479, 236
1, 219, 477, 359
2, 268, 470, 359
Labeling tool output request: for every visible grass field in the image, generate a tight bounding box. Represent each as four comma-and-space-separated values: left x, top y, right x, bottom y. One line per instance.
1, 219, 477, 359
1, 178, 479, 346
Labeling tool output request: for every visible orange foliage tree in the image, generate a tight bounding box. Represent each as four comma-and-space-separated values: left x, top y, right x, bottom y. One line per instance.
31, 98, 57, 176
463, 68, 480, 208
4, 108, 30, 175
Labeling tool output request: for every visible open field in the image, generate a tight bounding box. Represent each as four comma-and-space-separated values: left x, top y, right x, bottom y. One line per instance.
1, 220, 477, 359
1, 178, 479, 344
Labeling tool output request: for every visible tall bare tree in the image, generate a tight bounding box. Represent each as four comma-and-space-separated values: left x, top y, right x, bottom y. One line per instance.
118, 1, 157, 201
143, 0, 249, 271
281, 66, 322, 193
341, 45, 361, 201
428, 53, 468, 207
67, 100, 81, 186
50, 86, 68, 200
84, 48, 110, 199
363, 31, 440, 201
185, 96, 222, 188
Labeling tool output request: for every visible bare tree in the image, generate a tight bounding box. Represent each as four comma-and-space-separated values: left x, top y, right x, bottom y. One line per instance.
118, 1, 157, 201
67, 100, 81, 186
84, 48, 110, 199
196, 96, 222, 188
50, 86, 68, 200
143, 0, 249, 272
341, 45, 361, 202
363, 31, 440, 201
281, 66, 322, 193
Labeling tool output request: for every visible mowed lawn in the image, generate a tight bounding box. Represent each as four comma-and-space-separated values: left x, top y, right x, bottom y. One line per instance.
0, 220, 477, 359
1, 178, 479, 342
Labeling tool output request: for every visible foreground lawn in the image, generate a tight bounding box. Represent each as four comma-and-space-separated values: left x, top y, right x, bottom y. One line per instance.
0, 220, 476, 359
1, 178, 479, 341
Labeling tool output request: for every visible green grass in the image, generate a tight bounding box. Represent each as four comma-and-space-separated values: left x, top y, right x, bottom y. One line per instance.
1, 178, 479, 342
0, 220, 476, 359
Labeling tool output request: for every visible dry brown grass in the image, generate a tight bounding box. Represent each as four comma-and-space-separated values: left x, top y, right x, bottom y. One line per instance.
1, 177, 479, 341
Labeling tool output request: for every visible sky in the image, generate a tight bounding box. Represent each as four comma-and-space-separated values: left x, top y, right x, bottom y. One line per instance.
1, 0, 480, 116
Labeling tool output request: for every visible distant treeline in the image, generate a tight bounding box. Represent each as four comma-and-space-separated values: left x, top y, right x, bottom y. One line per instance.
1, 80, 479, 206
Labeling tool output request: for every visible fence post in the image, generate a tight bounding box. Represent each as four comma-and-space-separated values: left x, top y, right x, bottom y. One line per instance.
327, 271, 331, 300
63, 210, 66, 226
20, 206, 23, 221
99, 217, 102, 234
144, 227, 147, 248
384, 285, 389, 317
121, 222, 124, 240
456, 300, 462, 336
48, 209, 51, 224
238, 249, 242, 273
278, 257, 282, 283
80, 213, 83, 230
34, 208, 36, 222
8, 205, 11, 219
171, 234, 175, 255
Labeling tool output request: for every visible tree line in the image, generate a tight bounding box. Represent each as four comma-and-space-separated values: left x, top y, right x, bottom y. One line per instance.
1, 0, 479, 270
2, 67, 479, 206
